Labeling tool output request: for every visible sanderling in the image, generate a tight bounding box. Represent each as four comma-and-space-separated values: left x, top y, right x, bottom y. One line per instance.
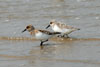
46, 20, 80, 37
22, 24, 61, 46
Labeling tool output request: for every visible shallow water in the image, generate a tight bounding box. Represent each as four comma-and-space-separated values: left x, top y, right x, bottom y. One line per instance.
0, 0, 100, 67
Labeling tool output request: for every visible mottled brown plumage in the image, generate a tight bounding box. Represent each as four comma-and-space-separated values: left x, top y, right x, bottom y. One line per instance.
22, 24, 61, 46
46, 20, 80, 37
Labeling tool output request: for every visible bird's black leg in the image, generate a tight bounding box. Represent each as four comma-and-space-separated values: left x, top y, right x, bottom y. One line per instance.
57, 35, 63, 37
62, 35, 65, 37
40, 41, 43, 46
40, 39, 48, 46
61, 34, 69, 38
45, 39, 48, 42
65, 34, 69, 38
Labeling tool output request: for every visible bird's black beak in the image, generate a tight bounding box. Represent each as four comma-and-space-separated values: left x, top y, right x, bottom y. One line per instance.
22, 29, 26, 33
46, 25, 50, 29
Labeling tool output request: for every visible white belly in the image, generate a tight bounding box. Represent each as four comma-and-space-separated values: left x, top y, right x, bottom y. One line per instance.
63, 29, 73, 34
52, 25, 62, 32
35, 32, 52, 40
52, 25, 73, 34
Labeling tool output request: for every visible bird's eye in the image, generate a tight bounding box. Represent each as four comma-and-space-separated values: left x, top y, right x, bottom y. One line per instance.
26, 26, 30, 29
50, 22, 53, 24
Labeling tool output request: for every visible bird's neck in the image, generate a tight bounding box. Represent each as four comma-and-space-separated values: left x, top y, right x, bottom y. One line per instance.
30, 29, 39, 35
29, 29, 35, 35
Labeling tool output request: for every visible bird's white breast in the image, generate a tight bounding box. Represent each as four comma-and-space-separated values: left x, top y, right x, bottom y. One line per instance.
52, 25, 62, 32
52, 25, 73, 34
35, 32, 52, 40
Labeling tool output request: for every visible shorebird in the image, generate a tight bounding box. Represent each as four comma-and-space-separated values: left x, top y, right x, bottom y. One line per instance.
46, 20, 80, 37
22, 24, 61, 46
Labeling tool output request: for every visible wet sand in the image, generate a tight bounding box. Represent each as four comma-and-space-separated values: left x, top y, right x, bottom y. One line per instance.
0, 0, 100, 67
0, 37, 100, 67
